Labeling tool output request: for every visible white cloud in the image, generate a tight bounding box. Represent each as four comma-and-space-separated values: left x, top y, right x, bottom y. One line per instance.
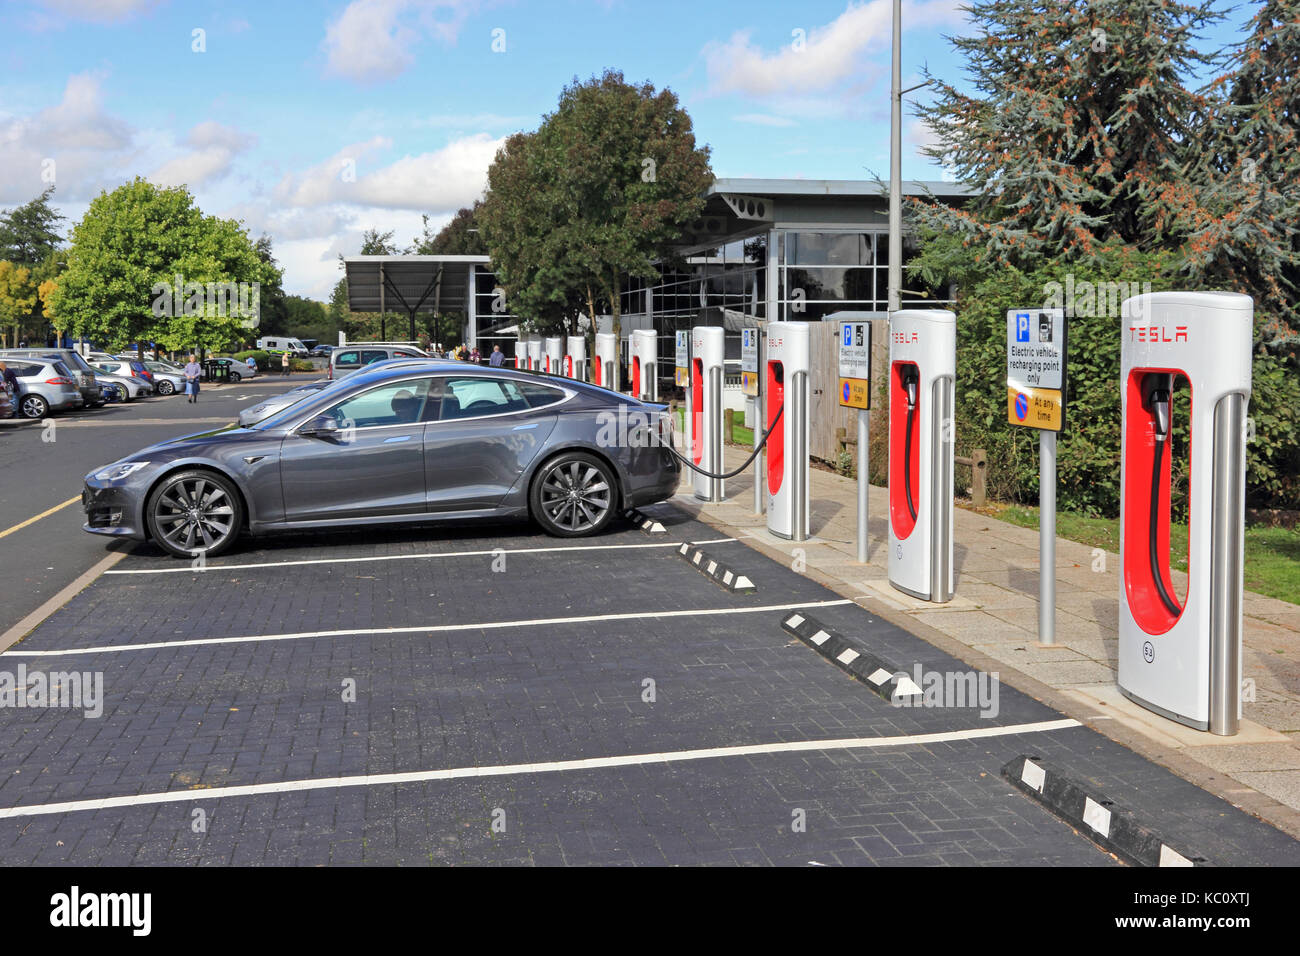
0, 71, 136, 202
150, 122, 254, 189
274, 132, 503, 211
703, 0, 963, 98
734, 113, 798, 127
322, 0, 481, 83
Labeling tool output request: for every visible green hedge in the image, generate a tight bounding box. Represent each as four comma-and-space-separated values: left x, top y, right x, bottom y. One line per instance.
950, 254, 1300, 515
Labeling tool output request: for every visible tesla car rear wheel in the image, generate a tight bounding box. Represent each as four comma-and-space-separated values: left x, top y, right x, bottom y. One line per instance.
230, 371, 242, 383
146, 470, 244, 559
531, 452, 617, 537
156, 380, 175, 396
20, 395, 47, 419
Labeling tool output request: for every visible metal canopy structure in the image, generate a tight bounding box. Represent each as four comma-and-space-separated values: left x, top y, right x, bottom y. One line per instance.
344, 255, 490, 342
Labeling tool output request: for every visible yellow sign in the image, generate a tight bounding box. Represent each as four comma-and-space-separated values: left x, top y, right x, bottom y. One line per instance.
839, 377, 870, 410
741, 371, 759, 397
1007, 386, 1063, 431
675, 367, 689, 386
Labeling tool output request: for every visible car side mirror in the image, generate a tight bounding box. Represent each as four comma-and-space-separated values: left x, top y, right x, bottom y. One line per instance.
299, 414, 340, 438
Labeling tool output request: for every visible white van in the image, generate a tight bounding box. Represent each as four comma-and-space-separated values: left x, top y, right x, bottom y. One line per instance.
256, 337, 308, 356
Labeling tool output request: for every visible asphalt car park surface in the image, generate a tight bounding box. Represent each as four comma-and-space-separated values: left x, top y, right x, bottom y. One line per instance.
1, 500, 1297, 866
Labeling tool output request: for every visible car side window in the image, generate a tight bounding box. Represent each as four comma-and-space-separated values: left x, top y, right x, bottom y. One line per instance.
437, 378, 514, 420
335, 350, 360, 366
361, 350, 388, 366
517, 381, 566, 409
324, 379, 432, 429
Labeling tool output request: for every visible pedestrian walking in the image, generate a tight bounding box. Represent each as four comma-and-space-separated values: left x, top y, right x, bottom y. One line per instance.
183, 355, 202, 403
489, 345, 504, 368
281, 352, 290, 376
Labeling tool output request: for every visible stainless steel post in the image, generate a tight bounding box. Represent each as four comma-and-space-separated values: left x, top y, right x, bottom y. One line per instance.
1210, 394, 1245, 735
857, 406, 869, 563
792, 370, 808, 542
1039, 429, 1057, 644
930, 377, 954, 601
710, 364, 724, 502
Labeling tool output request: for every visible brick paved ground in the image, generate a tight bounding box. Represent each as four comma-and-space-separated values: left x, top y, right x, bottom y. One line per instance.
0, 514, 1295, 865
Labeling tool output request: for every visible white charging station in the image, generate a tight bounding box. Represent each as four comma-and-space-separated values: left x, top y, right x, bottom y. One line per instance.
514, 338, 527, 370
690, 326, 725, 502
526, 335, 543, 372
630, 329, 657, 401
1118, 291, 1252, 734
887, 309, 956, 603
594, 332, 617, 389
543, 336, 563, 375
565, 335, 586, 380
765, 322, 810, 540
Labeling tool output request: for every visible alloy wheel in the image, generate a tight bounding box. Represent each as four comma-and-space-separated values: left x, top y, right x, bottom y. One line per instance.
539, 459, 612, 533
152, 476, 237, 554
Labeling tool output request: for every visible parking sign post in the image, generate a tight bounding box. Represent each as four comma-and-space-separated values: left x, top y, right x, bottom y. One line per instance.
837, 319, 871, 563
1006, 308, 1068, 646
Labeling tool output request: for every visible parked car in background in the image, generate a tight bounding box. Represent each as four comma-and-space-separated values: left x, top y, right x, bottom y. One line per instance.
89, 363, 153, 401
141, 362, 186, 396
238, 379, 332, 426
0, 348, 105, 408
309, 344, 334, 357
327, 344, 428, 379
95, 358, 156, 390
208, 357, 256, 382
9, 359, 84, 418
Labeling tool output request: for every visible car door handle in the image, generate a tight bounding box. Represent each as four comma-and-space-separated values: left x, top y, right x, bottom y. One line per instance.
383, 435, 412, 443
512, 423, 538, 430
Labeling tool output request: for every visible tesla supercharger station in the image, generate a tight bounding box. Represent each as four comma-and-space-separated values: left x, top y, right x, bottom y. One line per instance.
630, 329, 657, 401
594, 332, 617, 389
526, 335, 543, 371
1118, 291, 1252, 735
514, 339, 527, 370
888, 309, 956, 603
690, 326, 725, 502
544, 336, 563, 374
765, 322, 810, 540
565, 335, 586, 380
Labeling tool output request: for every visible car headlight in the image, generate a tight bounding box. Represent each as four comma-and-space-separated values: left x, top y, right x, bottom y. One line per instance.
93, 461, 151, 481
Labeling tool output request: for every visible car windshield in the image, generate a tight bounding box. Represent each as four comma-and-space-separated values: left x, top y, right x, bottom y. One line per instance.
249, 377, 356, 430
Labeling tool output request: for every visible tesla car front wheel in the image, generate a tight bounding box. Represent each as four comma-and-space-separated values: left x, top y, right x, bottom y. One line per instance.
531, 452, 617, 537
156, 379, 175, 395
146, 469, 244, 559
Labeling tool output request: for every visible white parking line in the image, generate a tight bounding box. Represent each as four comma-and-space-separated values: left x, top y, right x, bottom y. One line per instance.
5, 599, 855, 657
104, 537, 741, 574
0, 718, 1082, 820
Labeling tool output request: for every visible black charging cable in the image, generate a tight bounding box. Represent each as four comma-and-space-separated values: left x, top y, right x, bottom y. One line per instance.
1147, 376, 1182, 617
902, 368, 919, 521
655, 404, 785, 481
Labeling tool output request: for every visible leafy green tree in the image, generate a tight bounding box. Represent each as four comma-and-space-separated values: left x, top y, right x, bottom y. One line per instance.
49, 177, 278, 356
253, 235, 289, 337
411, 202, 488, 256
481, 70, 713, 345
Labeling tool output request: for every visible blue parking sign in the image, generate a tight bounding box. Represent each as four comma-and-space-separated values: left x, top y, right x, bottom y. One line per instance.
843, 325, 852, 346
1016, 312, 1031, 342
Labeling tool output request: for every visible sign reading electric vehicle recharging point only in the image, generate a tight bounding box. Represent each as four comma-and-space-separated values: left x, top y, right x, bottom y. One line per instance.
1007, 309, 1067, 431
675, 331, 689, 387
740, 328, 759, 397
1006, 308, 1068, 647
838, 321, 871, 410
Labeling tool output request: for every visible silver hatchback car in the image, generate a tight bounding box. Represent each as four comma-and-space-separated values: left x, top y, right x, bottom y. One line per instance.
9, 358, 84, 418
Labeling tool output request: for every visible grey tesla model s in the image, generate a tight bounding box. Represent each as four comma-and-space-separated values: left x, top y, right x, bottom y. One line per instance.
83, 361, 679, 558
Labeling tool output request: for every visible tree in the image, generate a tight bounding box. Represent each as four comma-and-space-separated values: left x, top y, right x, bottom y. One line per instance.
1156, 0, 1300, 341
48, 178, 279, 356
480, 70, 713, 346
910, 0, 1220, 268
0, 187, 64, 266
0, 261, 37, 348
411, 202, 488, 256
253, 234, 289, 337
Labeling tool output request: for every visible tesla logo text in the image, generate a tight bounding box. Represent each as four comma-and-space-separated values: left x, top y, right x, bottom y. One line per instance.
1129, 325, 1188, 343
892, 332, 919, 344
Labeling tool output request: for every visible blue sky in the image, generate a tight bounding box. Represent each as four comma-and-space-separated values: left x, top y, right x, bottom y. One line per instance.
0, 0, 1254, 298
